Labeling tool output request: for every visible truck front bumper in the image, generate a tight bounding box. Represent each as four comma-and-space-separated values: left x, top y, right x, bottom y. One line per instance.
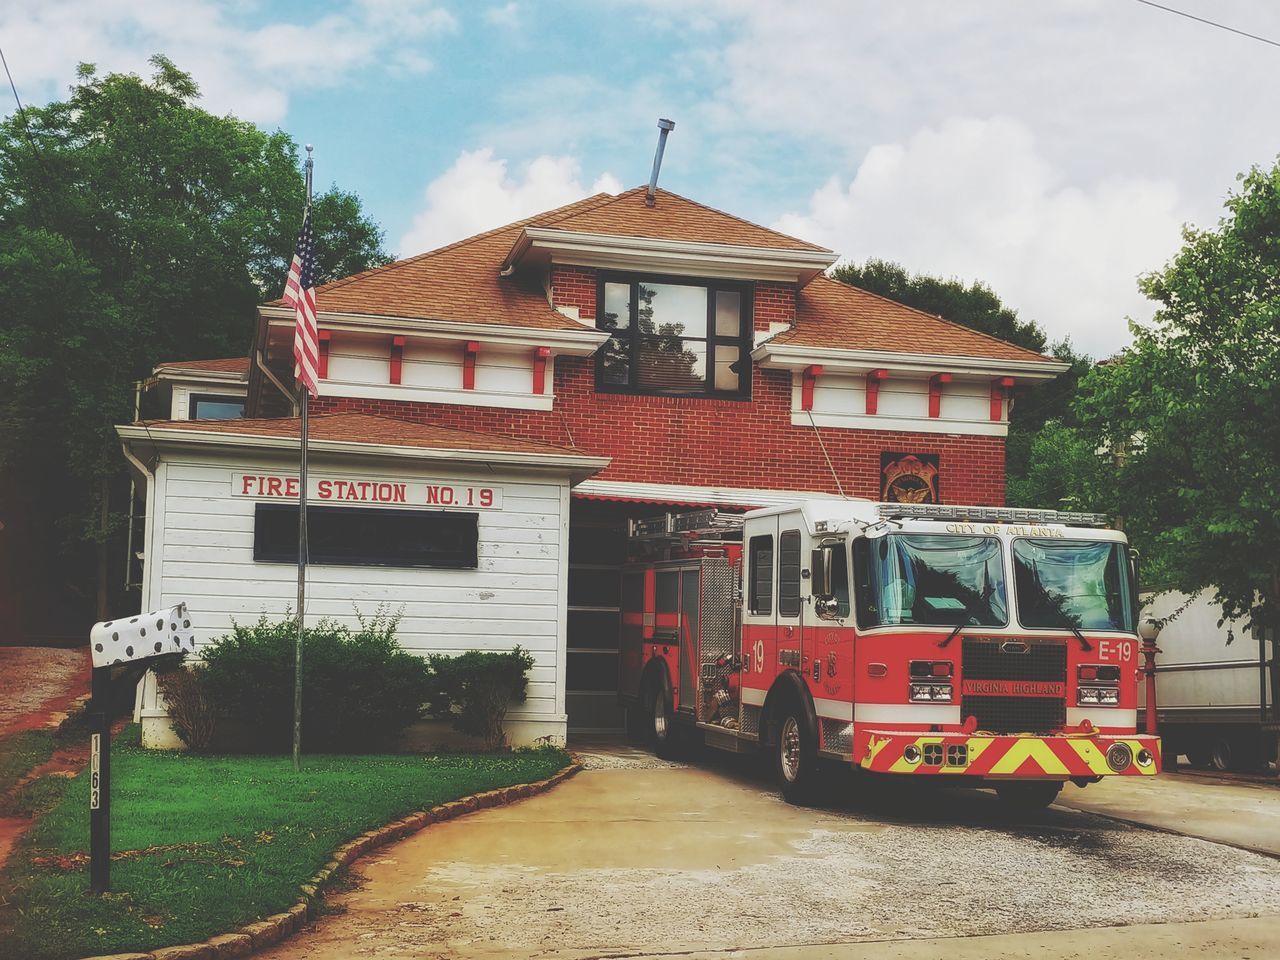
854, 729, 1161, 778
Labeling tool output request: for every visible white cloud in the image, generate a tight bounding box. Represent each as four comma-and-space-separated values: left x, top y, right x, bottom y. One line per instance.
775, 117, 1186, 357
398, 149, 621, 256
483, 3, 521, 29
0, 0, 457, 124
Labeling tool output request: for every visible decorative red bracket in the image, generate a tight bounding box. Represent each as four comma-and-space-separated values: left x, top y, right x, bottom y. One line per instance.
990, 376, 1015, 421
865, 368, 889, 415
463, 341, 480, 390
317, 330, 331, 380
800, 364, 824, 411
928, 373, 953, 419
532, 346, 551, 395
390, 335, 405, 385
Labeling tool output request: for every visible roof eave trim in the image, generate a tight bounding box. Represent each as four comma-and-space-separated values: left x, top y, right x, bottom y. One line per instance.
505, 227, 839, 285
152, 366, 249, 384
751, 342, 1070, 380
116, 425, 612, 477
258, 305, 609, 355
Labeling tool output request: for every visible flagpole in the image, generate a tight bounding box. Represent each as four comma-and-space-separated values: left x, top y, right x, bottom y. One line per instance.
293, 144, 313, 773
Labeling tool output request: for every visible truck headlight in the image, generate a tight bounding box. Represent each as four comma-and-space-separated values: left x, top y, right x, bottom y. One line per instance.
909, 683, 952, 702
1077, 686, 1119, 706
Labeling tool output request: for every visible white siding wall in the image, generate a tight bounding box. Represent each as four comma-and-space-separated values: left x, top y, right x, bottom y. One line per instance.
792, 371, 1007, 437
138, 450, 570, 742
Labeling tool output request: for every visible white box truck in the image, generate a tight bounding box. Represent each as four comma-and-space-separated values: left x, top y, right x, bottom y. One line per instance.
1139, 590, 1277, 773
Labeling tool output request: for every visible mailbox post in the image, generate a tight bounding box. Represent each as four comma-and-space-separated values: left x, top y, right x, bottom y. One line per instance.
87, 603, 195, 893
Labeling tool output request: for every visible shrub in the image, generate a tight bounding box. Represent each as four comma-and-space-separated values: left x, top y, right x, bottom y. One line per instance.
199, 611, 430, 752
425, 647, 536, 751
156, 664, 216, 752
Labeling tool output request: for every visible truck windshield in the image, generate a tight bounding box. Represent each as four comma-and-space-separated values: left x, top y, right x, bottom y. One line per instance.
1013, 538, 1135, 632
854, 535, 1008, 628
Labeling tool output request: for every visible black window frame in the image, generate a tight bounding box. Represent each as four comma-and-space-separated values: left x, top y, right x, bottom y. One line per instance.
594, 271, 754, 399
188, 392, 245, 420
253, 503, 478, 569
748, 534, 774, 616
778, 529, 802, 617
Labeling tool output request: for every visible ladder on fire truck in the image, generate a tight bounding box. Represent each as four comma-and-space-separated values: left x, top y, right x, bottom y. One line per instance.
627, 508, 744, 542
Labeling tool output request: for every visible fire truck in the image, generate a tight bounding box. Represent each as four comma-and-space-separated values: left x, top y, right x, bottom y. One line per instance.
618, 500, 1161, 810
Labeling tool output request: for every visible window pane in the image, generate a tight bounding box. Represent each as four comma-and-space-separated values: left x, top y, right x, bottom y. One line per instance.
638, 337, 705, 393
749, 534, 773, 615
599, 336, 630, 385
858, 534, 1007, 628
567, 609, 620, 649
779, 529, 801, 617
190, 395, 244, 420
637, 281, 707, 338
602, 282, 630, 330
567, 650, 620, 691
1013, 539, 1134, 632
715, 290, 742, 337
714, 346, 741, 392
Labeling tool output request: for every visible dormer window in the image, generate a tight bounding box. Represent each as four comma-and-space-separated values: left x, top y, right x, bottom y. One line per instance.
595, 274, 752, 398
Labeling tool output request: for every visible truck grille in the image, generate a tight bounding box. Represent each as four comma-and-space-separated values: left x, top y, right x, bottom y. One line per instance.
962, 637, 1066, 734
961, 695, 1065, 735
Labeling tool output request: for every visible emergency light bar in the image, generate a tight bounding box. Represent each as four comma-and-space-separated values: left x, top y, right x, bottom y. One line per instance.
876, 502, 1110, 527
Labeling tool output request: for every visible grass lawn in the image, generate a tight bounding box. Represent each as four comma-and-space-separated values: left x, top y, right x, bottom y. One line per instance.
0, 730, 58, 797
0, 726, 570, 960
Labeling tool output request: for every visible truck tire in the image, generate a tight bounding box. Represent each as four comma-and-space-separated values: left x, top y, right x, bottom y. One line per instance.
646, 675, 678, 760
773, 706, 820, 805
1209, 736, 1234, 773
1212, 733, 1265, 773
994, 780, 1062, 815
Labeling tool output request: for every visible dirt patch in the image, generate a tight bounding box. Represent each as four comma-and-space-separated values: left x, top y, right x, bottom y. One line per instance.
0, 647, 90, 735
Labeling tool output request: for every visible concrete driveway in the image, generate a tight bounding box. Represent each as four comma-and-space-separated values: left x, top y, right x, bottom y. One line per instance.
259, 744, 1280, 960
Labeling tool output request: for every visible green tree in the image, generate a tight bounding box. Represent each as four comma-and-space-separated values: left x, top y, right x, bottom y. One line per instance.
1073, 162, 1280, 631
831, 259, 1091, 500
0, 56, 390, 637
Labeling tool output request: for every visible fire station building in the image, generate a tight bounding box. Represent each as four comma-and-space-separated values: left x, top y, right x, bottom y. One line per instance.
119, 186, 1066, 745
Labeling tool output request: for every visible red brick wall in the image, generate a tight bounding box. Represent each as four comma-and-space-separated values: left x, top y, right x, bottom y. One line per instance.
754, 281, 795, 332
315, 367, 1006, 507
550, 265, 596, 321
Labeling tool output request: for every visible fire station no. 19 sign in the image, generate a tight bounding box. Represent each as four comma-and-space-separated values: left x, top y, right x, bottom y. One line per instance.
232, 473, 503, 510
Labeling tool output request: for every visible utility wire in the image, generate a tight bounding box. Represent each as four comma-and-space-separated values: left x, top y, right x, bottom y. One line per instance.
0, 42, 53, 181
1131, 0, 1280, 50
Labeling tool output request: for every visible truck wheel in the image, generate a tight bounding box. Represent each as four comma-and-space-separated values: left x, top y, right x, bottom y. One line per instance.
774, 708, 820, 805
994, 780, 1062, 815
1209, 736, 1234, 773
647, 677, 677, 760
1215, 733, 1264, 773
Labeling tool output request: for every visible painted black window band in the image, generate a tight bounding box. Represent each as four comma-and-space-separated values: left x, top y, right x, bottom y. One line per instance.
253, 503, 479, 569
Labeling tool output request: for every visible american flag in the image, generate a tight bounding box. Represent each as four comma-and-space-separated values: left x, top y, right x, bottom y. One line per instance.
282, 207, 319, 398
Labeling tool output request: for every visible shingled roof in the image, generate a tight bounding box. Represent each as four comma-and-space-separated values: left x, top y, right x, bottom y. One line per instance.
781, 277, 1052, 363
129, 413, 589, 458
540, 186, 830, 252
154, 357, 251, 376
264, 186, 1051, 364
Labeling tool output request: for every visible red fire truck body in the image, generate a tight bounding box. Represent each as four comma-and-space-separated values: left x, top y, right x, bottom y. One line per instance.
619, 500, 1162, 807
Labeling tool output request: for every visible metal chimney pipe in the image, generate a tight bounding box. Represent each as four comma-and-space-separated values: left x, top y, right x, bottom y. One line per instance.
646, 118, 675, 207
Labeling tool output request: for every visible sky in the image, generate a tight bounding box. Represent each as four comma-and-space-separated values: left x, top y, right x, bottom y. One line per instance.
4, 0, 1279, 357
